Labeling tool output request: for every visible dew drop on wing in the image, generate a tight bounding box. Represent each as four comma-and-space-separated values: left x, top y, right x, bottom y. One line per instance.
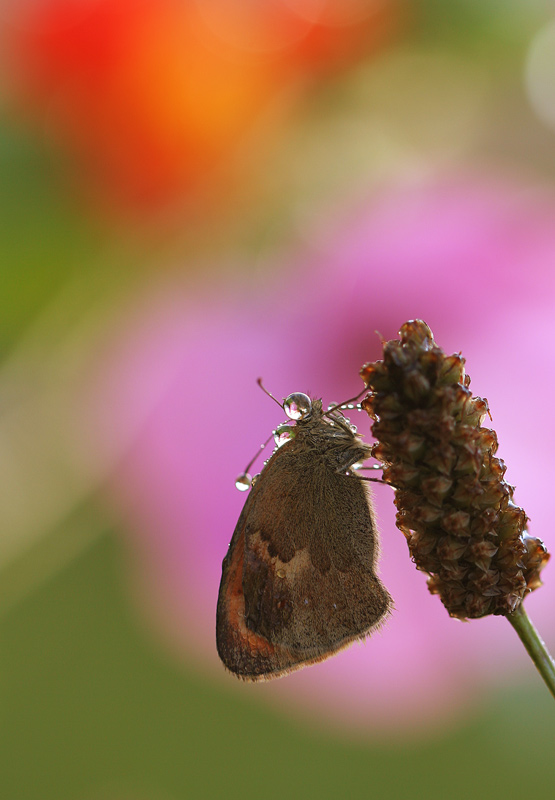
284, 392, 311, 420
273, 423, 295, 447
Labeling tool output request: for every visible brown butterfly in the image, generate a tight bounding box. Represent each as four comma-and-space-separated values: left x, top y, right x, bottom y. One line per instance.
216, 385, 391, 681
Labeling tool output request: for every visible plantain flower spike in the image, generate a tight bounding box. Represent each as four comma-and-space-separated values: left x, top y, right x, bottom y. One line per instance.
361, 320, 549, 620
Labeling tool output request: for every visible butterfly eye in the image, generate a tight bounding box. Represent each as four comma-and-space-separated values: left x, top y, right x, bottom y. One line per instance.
273, 424, 297, 447
284, 393, 312, 421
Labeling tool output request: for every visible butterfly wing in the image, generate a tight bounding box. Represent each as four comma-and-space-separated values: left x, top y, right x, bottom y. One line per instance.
216, 444, 390, 680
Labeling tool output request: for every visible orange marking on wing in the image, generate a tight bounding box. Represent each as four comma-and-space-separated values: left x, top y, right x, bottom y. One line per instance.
223, 529, 277, 659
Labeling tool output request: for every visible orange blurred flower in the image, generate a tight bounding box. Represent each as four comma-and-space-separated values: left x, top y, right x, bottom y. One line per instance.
2, 0, 402, 213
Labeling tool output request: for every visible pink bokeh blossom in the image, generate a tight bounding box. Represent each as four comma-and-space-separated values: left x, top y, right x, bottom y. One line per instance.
81, 172, 555, 731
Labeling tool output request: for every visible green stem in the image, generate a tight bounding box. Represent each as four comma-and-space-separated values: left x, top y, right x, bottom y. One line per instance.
507, 605, 555, 700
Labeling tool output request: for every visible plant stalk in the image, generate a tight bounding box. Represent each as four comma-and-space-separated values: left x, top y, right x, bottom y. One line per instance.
507, 604, 555, 700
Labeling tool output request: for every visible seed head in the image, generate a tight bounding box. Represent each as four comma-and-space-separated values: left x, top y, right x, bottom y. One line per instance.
361, 320, 549, 620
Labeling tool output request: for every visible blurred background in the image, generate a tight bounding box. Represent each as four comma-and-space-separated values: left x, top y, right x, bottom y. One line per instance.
1, 0, 555, 798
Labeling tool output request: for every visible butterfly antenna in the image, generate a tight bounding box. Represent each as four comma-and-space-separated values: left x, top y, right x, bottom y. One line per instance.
325, 384, 370, 417
257, 377, 284, 409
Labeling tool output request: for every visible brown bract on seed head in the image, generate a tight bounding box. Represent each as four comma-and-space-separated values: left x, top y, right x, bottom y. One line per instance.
360, 320, 549, 620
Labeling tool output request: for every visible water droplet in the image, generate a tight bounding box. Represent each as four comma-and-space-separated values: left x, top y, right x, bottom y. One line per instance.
303, 598, 309, 605
284, 392, 312, 421
352, 461, 364, 470
276, 568, 286, 579
273, 423, 295, 447
235, 472, 252, 491
333, 603, 337, 610
251, 473, 261, 487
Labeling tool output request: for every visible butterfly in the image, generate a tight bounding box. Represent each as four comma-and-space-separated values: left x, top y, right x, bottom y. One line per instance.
216, 386, 391, 680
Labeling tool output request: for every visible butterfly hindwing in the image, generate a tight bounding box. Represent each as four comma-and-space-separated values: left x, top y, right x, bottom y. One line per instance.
216, 436, 390, 680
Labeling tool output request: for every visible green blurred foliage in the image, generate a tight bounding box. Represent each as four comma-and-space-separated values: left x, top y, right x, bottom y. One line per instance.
0, 123, 101, 346
1, 531, 554, 800
417, 0, 544, 48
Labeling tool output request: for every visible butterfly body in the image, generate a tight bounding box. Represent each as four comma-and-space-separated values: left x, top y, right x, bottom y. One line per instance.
217, 396, 390, 680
